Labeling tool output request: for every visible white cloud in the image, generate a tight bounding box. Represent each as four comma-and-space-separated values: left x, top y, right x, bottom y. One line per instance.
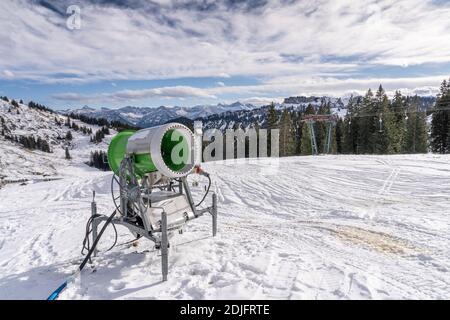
238, 97, 284, 106
0, 0, 449, 102
3, 70, 14, 78
218, 73, 231, 78
54, 74, 444, 105
53, 85, 216, 102
1, 1, 450, 80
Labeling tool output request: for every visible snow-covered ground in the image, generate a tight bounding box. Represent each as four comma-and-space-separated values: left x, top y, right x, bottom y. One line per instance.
0, 99, 115, 181
0, 154, 449, 300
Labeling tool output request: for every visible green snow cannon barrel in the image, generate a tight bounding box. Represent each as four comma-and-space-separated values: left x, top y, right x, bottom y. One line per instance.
107, 123, 195, 178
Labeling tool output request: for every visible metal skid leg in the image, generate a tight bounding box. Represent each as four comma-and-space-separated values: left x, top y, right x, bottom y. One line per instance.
212, 193, 217, 237
308, 121, 318, 155
161, 211, 169, 281
91, 193, 98, 257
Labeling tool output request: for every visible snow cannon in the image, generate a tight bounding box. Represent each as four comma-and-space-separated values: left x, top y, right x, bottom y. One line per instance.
47, 122, 217, 300
107, 123, 195, 178
81, 121, 218, 284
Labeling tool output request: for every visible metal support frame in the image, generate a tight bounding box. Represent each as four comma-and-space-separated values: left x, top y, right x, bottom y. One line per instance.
302, 115, 337, 156
91, 191, 98, 257
306, 121, 319, 156
212, 193, 217, 237
161, 211, 168, 281
324, 122, 333, 154
90, 157, 217, 281
182, 177, 198, 217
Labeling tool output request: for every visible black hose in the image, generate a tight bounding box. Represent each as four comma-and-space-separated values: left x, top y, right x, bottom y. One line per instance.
195, 175, 211, 207
81, 215, 96, 258
111, 174, 122, 215
81, 214, 118, 256
79, 210, 117, 271
105, 221, 118, 252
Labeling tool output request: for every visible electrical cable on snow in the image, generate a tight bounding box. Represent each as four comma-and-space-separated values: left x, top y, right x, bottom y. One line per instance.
47, 208, 118, 300
195, 175, 211, 208
81, 215, 118, 256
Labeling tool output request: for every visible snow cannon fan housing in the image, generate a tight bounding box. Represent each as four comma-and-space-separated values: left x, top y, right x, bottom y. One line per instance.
107, 123, 195, 178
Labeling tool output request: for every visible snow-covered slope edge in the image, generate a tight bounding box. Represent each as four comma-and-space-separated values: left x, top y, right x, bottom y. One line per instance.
0, 99, 114, 182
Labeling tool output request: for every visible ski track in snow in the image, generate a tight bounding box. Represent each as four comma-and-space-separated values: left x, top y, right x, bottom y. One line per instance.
0, 154, 449, 300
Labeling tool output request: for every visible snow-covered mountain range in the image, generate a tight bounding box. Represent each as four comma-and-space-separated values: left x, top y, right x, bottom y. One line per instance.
65, 101, 257, 128
199, 96, 352, 131
63, 94, 436, 131
63, 96, 354, 130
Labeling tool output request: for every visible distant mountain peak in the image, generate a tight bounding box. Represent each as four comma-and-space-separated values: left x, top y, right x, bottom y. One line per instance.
65, 101, 259, 128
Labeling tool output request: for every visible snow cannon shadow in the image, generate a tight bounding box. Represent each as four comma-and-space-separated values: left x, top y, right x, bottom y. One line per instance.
0, 250, 161, 300
0, 262, 73, 300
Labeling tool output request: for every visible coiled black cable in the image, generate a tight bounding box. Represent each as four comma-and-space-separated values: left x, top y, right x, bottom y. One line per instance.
195, 175, 211, 207
81, 214, 118, 258
79, 209, 118, 271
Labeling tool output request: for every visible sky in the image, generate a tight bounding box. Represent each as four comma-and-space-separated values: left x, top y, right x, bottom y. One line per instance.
0, 0, 449, 110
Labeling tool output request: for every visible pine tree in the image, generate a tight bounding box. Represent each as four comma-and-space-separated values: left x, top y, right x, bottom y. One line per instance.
315, 102, 330, 153
414, 110, 428, 153
300, 122, 312, 155
305, 104, 315, 115
43, 140, 51, 153
93, 129, 105, 143
404, 96, 428, 153
357, 89, 374, 154
11, 100, 19, 108
430, 79, 450, 153
388, 91, 407, 154
279, 109, 296, 157
370, 85, 390, 154
66, 131, 73, 141
335, 118, 344, 154
342, 96, 358, 154
88, 150, 110, 170
267, 102, 278, 129
71, 122, 79, 131
65, 147, 71, 160
290, 111, 302, 155
266, 102, 278, 156
36, 137, 42, 150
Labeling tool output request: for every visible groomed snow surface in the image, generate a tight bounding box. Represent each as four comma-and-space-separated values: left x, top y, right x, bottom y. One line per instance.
0, 154, 449, 300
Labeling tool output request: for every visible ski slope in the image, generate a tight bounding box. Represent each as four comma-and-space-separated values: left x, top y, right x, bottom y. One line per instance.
0, 99, 114, 182
0, 154, 449, 299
